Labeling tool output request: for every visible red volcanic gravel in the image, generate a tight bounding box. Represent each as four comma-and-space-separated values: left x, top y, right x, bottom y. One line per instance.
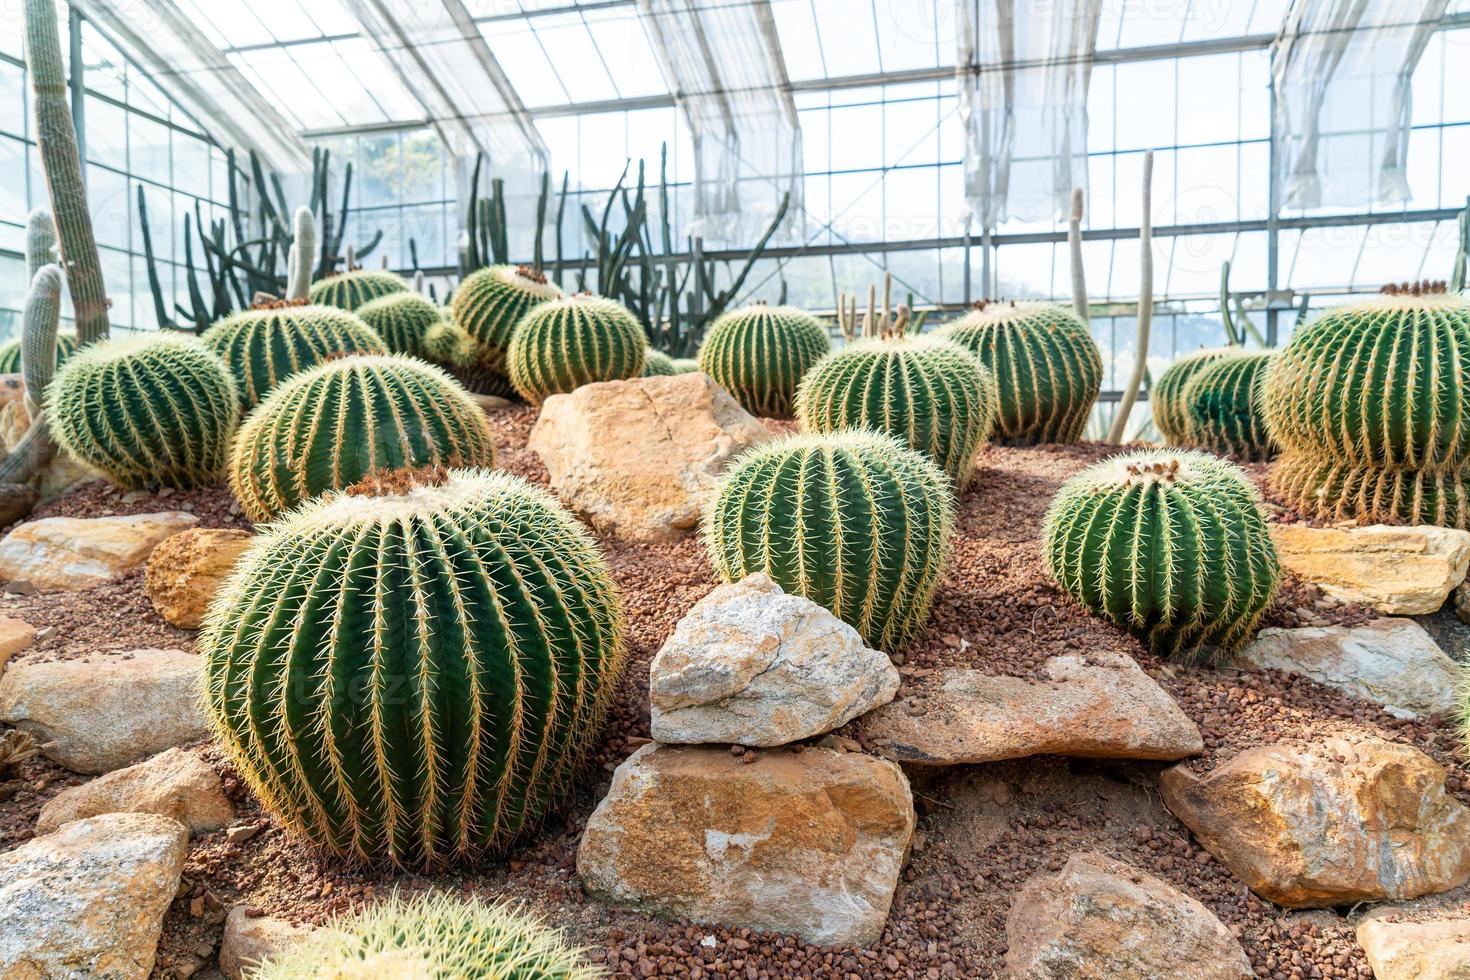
1, 402, 1466, 979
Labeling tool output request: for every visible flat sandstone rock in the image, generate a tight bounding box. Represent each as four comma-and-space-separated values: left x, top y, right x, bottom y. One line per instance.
1271, 523, 1470, 615
0, 511, 198, 591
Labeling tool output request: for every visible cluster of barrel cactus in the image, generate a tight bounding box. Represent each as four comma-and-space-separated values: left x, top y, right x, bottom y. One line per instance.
0, 332, 74, 375
1181, 350, 1276, 461
506, 294, 646, 404
451, 265, 564, 394
309, 268, 409, 311
203, 301, 387, 407
1152, 348, 1234, 445
698, 303, 831, 418
356, 291, 449, 362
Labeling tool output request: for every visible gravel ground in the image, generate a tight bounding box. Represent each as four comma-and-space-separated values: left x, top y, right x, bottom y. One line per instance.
0, 403, 1466, 979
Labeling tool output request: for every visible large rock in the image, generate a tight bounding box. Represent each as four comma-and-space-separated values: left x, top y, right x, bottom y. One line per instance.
1272, 523, 1470, 614
0, 511, 198, 591
1160, 736, 1470, 907
0, 614, 34, 680
0, 648, 208, 774
0, 812, 189, 979
528, 372, 770, 541
1356, 910, 1470, 980
650, 573, 899, 746
1006, 852, 1253, 979
37, 747, 233, 835
219, 906, 316, 979
578, 743, 914, 946
1234, 619, 1458, 719
854, 653, 1202, 766
0, 399, 95, 504
144, 527, 254, 629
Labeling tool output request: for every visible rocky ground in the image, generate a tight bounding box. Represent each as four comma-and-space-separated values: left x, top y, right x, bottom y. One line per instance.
1, 402, 1468, 978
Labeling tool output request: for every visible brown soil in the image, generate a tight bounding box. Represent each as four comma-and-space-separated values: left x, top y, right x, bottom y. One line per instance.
0, 404, 1465, 979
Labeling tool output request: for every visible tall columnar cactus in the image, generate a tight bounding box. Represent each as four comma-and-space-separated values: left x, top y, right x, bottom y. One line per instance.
201, 466, 626, 868
230, 354, 497, 522
285, 206, 316, 302
47, 334, 239, 489
1264, 282, 1470, 526
697, 304, 831, 418
795, 337, 998, 486
1152, 348, 1235, 446
246, 893, 600, 980
309, 269, 408, 312
17, 266, 61, 419
451, 265, 564, 383
642, 347, 676, 376
25, 208, 55, 279
203, 302, 386, 408
706, 431, 955, 650
936, 301, 1102, 445
356, 292, 447, 361
506, 294, 646, 404
0, 332, 75, 377
1043, 449, 1280, 659
1181, 351, 1276, 461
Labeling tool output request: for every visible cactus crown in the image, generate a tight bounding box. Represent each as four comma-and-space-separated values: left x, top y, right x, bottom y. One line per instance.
506, 293, 645, 404
203, 304, 386, 408
309, 269, 409, 312
698, 303, 830, 418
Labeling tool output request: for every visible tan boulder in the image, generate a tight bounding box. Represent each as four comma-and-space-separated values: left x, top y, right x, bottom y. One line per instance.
528, 372, 770, 541
1006, 852, 1253, 979
145, 527, 254, 628
219, 905, 316, 979
37, 747, 233, 835
0, 511, 198, 591
853, 653, 1202, 766
0, 648, 208, 774
0, 399, 95, 504
0, 614, 35, 679
1272, 523, 1470, 614
578, 743, 914, 946
1356, 910, 1470, 979
1160, 736, 1470, 907
0, 812, 189, 979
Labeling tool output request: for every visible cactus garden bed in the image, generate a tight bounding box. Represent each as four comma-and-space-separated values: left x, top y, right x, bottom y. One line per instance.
1, 402, 1464, 979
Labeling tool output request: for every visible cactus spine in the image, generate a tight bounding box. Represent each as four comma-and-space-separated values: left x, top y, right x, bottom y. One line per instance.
506, 294, 646, 404
308, 269, 408, 311
642, 347, 677, 376
202, 466, 627, 868
230, 354, 496, 522
25, 208, 55, 279
451, 265, 564, 387
706, 431, 955, 650
697, 304, 831, 418
203, 303, 386, 408
1181, 350, 1276, 461
285, 207, 315, 302
937, 301, 1102, 445
1043, 449, 1280, 659
356, 292, 448, 361
1152, 348, 1235, 445
47, 334, 238, 489
795, 337, 998, 486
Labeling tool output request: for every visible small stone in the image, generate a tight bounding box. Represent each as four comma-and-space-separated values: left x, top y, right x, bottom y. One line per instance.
144, 528, 254, 629
36, 747, 234, 836
226, 823, 263, 845
4, 579, 37, 597
1356, 910, 1470, 979
1272, 523, 1470, 615
218, 905, 316, 979
0, 512, 198, 591
0, 614, 35, 679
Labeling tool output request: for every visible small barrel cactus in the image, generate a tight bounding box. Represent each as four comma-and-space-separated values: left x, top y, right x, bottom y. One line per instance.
936, 301, 1102, 445
795, 337, 998, 486
697, 303, 831, 418
421, 320, 478, 370
47, 334, 239, 489
355, 292, 446, 360
642, 347, 676, 376
706, 431, 955, 650
670, 357, 699, 374
0, 331, 74, 375
1043, 449, 1280, 658
246, 892, 599, 979
308, 268, 408, 311
1182, 350, 1276, 461
506, 294, 645, 404
202, 466, 626, 868
451, 265, 563, 382
1152, 348, 1235, 445
203, 302, 387, 408
229, 354, 496, 522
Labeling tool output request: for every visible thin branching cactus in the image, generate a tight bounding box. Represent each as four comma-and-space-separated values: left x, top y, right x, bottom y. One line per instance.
202, 302, 386, 408
506, 294, 646, 404
698, 303, 831, 419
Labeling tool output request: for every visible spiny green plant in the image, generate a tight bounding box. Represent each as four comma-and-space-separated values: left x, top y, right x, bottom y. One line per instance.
1152, 348, 1235, 445
47, 334, 238, 489
229, 354, 496, 521
670, 357, 699, 374
421, 320, 478, 370
705, 430, 955, 650
936, 300, 1102, 445
794, 336, 997, 486
451, 265, 564, 386
202, 465, 626, 869
203, 300, 387, 408
642, 347, 676, 376
697, 303, 831, 418
1181, 350, 1276, 461
506, 294, 646, 404
245, 892, 600, 979
25, 207, 54, 278
1042, 449, 1280, 659
309, 269, 408, 312
0, 332, 75, 377
356, 292, 447, 361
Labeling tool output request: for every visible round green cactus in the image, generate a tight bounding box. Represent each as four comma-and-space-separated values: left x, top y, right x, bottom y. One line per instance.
246, 892, 599, 979
1152, 348, 1235, 445
1181, 350, 1276, 461
670, 357, 699, 374
203, 302, 387, 408
47, 334, 239, 490
229, 354, 496, 522
1043, 449, 1280, 658
935, 301, 1102, 445
451, 265, 563, 385
355, 292, 445, 360
420, 320, 478, 370
0, 331, 74, 375
308, 269, 409, 311
506, 294, 646, 404
794, 337, 998, 486
202, 466, 626, 868
706, 431, 955, 650
642, 347, 676, 376
697, 304, 831, 418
